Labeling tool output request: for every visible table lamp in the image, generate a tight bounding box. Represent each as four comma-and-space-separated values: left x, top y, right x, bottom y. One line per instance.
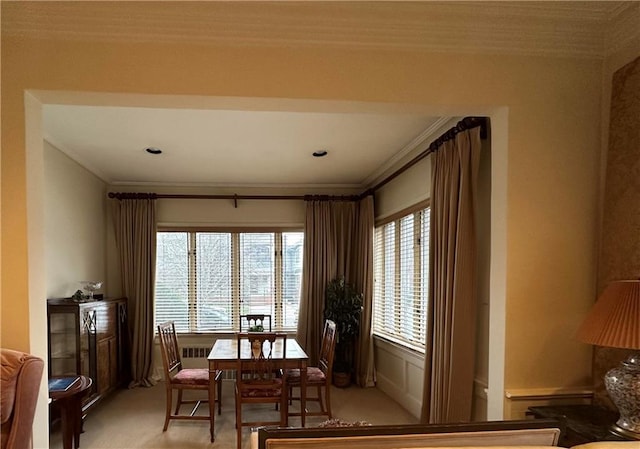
576, 279, 640, 440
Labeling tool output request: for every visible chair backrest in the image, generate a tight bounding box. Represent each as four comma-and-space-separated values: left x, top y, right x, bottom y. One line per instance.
157, 321, 182, 380
239, 314, 272, 332
236, 332, 286, 384
318, 320, 337, 377
0, 348, 44, 449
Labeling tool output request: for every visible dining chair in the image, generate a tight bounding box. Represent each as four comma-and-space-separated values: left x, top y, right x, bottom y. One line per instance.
156, 321, 223, 432
235, 332, 288, 449
239, 314, 272, 332
285, 319, 337, 420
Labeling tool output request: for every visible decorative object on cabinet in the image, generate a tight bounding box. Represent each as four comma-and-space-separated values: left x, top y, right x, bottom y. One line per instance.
47, 297, 128, 417
576, 279, 640, 440
81, 281, 103, 300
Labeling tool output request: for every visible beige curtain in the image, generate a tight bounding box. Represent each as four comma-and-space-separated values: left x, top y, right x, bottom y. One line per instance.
111, 197, 157, 388
352, 195, 376, 387
296, 197, 375, 385
421, 127, 482, 423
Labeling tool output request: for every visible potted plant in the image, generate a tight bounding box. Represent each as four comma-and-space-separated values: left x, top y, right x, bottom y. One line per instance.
323, 277, 363, 387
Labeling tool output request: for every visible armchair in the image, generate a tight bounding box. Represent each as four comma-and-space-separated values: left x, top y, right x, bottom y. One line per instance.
0, 348, 44, 449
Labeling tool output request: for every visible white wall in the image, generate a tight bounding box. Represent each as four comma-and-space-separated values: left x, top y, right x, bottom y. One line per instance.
44, 141, 108, 298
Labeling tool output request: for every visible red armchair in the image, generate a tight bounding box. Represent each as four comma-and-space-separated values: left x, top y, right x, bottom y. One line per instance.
1, 349, 44, 449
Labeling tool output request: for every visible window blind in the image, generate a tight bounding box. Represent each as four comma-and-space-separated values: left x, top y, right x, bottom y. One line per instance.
155, 230, 303, 332
156, 232, 190, 332
373, 207, 430, 349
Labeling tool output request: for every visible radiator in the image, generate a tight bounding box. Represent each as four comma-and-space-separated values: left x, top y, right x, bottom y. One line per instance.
179, 346, 236, 379
181, 346, 209, 358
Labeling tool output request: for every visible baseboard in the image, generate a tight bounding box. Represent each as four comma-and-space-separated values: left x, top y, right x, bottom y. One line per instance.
504, 387, 593, 419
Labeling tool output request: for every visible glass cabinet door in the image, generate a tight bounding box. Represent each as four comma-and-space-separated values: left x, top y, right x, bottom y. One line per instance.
48, 310, 78, 376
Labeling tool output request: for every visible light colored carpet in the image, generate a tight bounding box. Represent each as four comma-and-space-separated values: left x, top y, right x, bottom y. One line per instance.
49, 380, 418, 448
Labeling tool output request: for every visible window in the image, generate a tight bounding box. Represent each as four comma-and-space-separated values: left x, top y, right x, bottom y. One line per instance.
373, 205, 430, 349
155, 230, 303, 332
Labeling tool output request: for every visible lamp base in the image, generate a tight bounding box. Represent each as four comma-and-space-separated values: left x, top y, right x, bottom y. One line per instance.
610, 424, 640, 440
605, 352, 640, 440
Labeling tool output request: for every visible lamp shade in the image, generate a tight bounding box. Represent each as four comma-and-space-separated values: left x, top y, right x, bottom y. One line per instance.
576, 280, 640, 350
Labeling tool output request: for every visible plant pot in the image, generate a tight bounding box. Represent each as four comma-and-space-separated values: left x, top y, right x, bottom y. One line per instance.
333, 371, 351, 388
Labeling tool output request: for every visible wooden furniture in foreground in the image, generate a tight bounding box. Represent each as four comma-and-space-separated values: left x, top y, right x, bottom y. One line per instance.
47, 297, 128, 416
235, 333, 288, 449
157, 321, 222, 431
527, 404, 628, 445
208, 336, 308, 443
254, 419, 563, 449
240, 314, 272, 332
285, 319, 336, 420
49, 375, 92, 449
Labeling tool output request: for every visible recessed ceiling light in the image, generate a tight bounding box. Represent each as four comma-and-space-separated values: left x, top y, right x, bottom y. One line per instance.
312, 150, 328, 157
145, 147, 162, 155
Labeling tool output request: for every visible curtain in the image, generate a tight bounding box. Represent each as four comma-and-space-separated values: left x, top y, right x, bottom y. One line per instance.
352, 195, 376, 387
296, 197, 375, 385
421, 127, 482, 423
111, 197, 157, 388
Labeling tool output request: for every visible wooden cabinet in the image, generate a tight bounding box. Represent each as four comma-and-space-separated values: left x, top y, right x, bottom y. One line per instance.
47, 297, 128, 413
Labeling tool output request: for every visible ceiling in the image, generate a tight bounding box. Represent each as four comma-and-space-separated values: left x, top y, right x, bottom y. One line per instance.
42, 103, 446, 189
24, 1, 637, 190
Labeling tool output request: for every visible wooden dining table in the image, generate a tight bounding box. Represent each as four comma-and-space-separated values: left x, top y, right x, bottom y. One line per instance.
207, 336, 309, 442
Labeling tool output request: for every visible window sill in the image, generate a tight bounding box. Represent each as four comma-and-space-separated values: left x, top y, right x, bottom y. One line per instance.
373, 333, 425, 356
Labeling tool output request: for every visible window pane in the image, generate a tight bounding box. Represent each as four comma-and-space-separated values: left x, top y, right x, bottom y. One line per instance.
155, 230, 303, 333
196, 233, 232, 331
399, 215, 414, 341
383, 222, 396, 334
282, 232, 303, 329
155, 232, 189, 332
239, 233, 275, 316
373, 206, 430, 349
420, 208, 430, 343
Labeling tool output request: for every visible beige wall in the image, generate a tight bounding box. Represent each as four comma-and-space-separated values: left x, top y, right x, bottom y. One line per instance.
44, 141, 108, 298
1, 23, 611, 444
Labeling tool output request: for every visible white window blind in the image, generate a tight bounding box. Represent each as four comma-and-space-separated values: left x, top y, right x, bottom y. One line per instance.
155, 230, 303, 332
196, 233, 232, 331
373, 207, 430, 349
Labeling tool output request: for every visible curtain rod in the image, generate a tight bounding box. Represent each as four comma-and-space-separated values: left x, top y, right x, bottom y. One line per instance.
363, 116, 487, 195
108, 116, 487, 202
106, 192, 359, 205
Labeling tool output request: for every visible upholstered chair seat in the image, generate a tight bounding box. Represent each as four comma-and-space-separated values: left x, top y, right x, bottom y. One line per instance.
284, 367, 326, 384
241, 378, 284, 398
172, 368, 210, 385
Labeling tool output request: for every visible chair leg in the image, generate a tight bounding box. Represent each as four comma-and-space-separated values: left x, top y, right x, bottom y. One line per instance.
234, 387, 238, 429
174, 389, 183, 415
217, 378, 222, 415
236, 394, 242, 449
281, 395, 288, 426
325, 383, 332, 419
163, 386, 172, 431
317, 386, 325, 414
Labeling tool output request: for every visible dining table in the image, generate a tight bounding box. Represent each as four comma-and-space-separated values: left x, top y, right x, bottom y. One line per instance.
207, 336, 309, 442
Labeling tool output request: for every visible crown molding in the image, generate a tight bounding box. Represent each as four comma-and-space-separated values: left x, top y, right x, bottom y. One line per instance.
109, 180, 363, 192
2, 1, 630, 58
362, 116, 454, 188
43, 136, 112, 184
605, 2, 640, 55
